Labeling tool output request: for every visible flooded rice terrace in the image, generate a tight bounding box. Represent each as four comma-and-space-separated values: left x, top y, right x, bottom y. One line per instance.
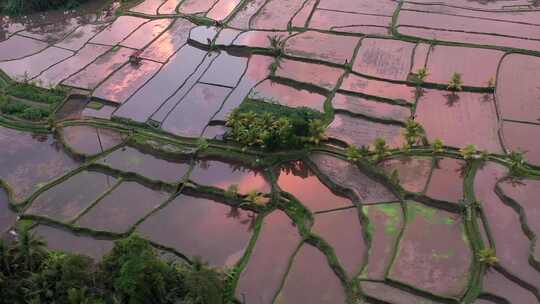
1, 0, 540, 302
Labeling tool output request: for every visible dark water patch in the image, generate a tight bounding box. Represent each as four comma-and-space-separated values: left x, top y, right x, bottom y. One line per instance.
33, 225, 113, 260
236, 211, 301, 304
76, 180, 169, 233
190, 159, 270, 194
137, 193, 255, 267
213, 54, 273, 121
114, 45, 207, 123
199, 52, 248, 87
275, 243, 347, 303
97, 145, 190, 183
0, 127, 80, 202
60, 125, 126, 156
162, 83, 231, 137
25, 170, 117, 222
277, 161, 353, 212
150, 51, 219, 123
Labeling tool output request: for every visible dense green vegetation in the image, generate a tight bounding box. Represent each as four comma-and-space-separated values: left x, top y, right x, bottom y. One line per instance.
0, 83, 65, 121
0, 229, 225, 304
226, 99, 327, 151
0, 0, 86, 14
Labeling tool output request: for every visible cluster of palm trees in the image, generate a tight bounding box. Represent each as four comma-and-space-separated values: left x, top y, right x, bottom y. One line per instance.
0, 228, 225, 304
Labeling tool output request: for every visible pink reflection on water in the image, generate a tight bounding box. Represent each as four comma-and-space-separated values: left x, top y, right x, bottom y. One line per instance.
207, 0, 241, 21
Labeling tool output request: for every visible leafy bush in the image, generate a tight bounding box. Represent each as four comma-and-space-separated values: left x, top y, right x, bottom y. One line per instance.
477, 248, 498, 266
0, 99, 28, 115
5, 82, 65, 104
21, 107, 51, 121
0, 98, 51, 121
226, 100, 326, 151
448, 72, 464, 91
1, 0, 84, 14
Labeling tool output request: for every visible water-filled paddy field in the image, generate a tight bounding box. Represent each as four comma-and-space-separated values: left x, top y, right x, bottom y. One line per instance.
1, 0, 540, 302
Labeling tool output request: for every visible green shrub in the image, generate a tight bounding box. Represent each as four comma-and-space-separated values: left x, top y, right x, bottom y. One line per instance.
21, 107, 50, 121
448, 72, 464, 91
0, 99, 28, 115
1, 0, 84, 14
5, 82, 65, 104
100, 236, 187, 304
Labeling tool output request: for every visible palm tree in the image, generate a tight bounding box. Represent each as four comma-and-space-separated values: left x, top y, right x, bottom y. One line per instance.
10, 227, 47, 272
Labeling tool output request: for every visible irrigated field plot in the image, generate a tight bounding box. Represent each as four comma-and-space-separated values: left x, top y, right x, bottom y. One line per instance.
1, 0, 540, 303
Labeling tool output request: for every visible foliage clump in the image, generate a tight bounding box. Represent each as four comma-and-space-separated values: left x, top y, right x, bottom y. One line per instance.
508, 150, 527, 177
402, 118, 425, 151
477, 248, 499, 266
5, 82, 66, 104
226, 100, 326, 151
411, 68, 429, 84
372, 137, 391, 162
0, 229, 226, 304
1, 0, 86, 15
448, 72, 464, 91
0, 82, 65, 121
431, 139, 445, 153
